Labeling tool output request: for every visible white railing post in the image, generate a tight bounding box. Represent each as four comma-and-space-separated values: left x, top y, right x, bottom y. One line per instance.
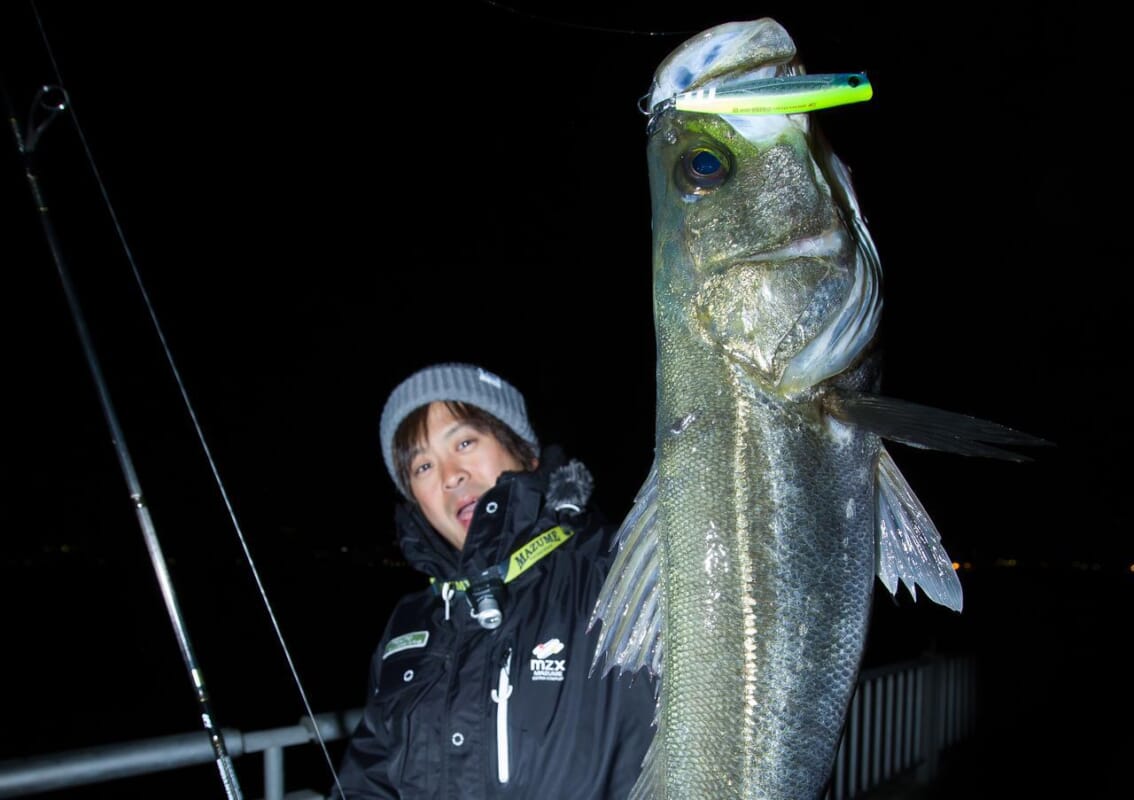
263, 745, 284, 800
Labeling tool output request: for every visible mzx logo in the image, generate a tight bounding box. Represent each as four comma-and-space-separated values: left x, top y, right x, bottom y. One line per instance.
530, 638, 566, 682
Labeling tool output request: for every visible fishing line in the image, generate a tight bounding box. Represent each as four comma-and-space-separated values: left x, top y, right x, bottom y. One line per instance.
8, 3, 348, 797
476, 0, 700, 37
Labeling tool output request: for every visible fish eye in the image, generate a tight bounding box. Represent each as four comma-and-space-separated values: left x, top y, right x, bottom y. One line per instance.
676, 143, 732, 196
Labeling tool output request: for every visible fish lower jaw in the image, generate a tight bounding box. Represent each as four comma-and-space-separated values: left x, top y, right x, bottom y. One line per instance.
693, 246, 853, 392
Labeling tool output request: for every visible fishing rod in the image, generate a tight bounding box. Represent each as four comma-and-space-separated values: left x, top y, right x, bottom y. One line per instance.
3, 6, 348, 798
3, 79, 246, 800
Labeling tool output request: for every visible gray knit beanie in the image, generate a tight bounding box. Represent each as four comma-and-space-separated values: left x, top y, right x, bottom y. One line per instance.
379, 363, 540, 496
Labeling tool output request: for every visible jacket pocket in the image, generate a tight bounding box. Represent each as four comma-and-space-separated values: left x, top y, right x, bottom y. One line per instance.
374, 647, 444, 791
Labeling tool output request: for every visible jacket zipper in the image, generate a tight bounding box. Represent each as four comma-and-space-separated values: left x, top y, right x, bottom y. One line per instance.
491, 646, 513, 784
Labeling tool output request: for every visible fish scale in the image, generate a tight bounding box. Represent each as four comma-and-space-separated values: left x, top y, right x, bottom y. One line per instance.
656, 350, 877, 799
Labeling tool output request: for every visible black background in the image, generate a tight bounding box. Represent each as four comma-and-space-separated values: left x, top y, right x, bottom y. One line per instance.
1, 2, 1126, 798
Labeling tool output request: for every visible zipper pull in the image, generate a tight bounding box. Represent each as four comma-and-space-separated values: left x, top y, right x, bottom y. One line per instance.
441, 581, 455, 621
491, 647, 513, 784
492, 647, 513, 700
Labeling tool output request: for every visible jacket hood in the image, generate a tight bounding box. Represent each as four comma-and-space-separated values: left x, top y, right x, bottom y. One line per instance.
394, 445, 595, 580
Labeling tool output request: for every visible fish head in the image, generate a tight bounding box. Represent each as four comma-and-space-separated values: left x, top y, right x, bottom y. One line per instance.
647, 18, 882, 397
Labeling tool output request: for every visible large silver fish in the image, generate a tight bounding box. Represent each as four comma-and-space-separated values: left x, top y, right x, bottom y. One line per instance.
590, 18, 1046, 800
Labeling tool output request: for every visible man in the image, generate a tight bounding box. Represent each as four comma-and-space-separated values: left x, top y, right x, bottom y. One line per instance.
333, 362, 656, 799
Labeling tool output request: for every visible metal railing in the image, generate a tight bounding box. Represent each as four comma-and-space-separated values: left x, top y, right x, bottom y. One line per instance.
828, 654, 977, 799
0, 709, 363, 800
0, 654, 975, 799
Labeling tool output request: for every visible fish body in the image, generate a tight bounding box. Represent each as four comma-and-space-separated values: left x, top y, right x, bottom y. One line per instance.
650, 361, 878, 800
645, 19, 881, 799
590, 18, 1046, 800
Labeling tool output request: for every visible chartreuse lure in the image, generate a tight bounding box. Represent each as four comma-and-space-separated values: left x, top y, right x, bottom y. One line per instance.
674, 72, 872, 115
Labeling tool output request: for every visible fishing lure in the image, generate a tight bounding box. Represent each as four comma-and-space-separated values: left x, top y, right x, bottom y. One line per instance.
673, 72, 872, 115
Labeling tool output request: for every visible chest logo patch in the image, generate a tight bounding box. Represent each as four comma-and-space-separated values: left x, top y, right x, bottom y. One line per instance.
383, 630, 429, 660
530, 637, 567, 682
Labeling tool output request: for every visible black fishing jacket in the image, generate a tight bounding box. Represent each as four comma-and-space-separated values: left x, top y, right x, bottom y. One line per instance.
333, 449, 657, 800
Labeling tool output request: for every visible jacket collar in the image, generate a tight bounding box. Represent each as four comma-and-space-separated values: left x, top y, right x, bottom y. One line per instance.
395, 447, 594, 581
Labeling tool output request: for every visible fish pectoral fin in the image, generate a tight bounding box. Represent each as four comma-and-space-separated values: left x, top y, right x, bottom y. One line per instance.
826, 389, 1054, 462
875, 446, 963, 611
589, 459, 664, 684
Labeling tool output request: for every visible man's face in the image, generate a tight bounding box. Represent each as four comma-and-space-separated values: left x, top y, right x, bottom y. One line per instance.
407, 401, 530, 551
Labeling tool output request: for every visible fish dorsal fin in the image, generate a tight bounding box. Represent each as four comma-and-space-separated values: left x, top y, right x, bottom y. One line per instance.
875, 447, 963, 611
589, 460, 664, 683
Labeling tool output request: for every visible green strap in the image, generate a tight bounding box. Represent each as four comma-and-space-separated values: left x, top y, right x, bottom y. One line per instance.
430, 525, 574, 593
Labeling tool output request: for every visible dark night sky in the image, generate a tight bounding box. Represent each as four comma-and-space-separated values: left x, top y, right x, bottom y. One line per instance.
2, 1, 1121, 564
1, 1, 1128, 795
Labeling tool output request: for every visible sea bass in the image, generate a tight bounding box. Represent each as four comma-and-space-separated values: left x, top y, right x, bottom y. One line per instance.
590, 18, 1045, 800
